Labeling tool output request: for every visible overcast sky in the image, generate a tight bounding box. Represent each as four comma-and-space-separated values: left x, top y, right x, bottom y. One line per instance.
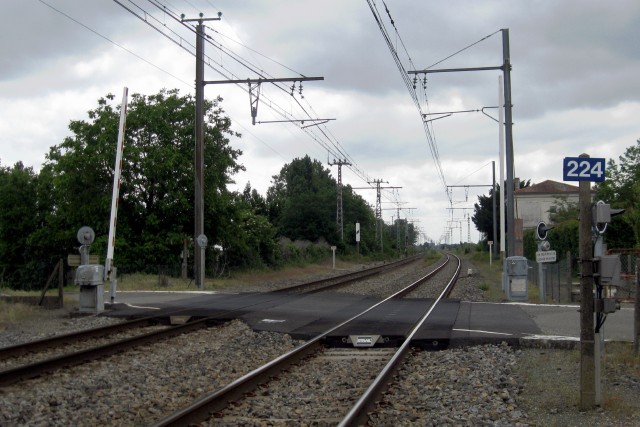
1, 0, 639, 245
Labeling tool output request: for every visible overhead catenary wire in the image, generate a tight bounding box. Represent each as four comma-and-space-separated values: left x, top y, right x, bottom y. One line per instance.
39, 0, 417, 226
38, 0, 192, 88
365, 0, 449, 204
143, 0, 374, 184
38, 0, 296, 173
112, 0, 412, 214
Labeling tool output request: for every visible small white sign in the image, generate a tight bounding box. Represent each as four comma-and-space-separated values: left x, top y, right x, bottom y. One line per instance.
536, 250, 557, 263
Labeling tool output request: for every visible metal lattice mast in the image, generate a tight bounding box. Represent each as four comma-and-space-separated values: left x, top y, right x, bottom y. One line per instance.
353, 181, 401, 251
369, 179, 388, 242
369, 179, 386, 244
328, 158, 351, 240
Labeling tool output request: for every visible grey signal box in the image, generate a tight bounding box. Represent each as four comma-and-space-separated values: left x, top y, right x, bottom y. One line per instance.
504, 256, 528, 301
596, 255, 622, 286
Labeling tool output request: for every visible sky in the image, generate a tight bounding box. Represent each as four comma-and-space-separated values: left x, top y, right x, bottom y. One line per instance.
1, 0, 639, 245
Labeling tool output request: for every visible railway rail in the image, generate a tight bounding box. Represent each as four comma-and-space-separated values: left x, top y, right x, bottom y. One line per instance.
0, 253, 427, 387
153, 253, 461, 426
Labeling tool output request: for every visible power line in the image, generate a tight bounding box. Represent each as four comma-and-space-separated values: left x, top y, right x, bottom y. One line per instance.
38, 0, 292, 167
365, 0, 448, 201
38, 0, 192, 88
117, 0, 384, 193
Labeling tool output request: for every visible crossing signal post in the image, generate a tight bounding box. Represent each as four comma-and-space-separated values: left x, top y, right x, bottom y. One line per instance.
591, 201, 623, 405
534, 221, 555, 303
568, 153, 623, 409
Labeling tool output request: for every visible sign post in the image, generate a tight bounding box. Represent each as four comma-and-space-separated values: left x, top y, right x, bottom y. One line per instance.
331, 246, 337, 269
564, 154, 605, 410
488, 241, 493, 265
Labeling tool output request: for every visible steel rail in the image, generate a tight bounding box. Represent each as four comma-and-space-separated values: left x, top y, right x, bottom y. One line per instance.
0, 317, 219, 387
272, 253, 423, 294
339, 253, 462, 426
152, 254, 453, 427
0, 254, 430, 387
0, 317, 161, 360
0, 254, 422, 361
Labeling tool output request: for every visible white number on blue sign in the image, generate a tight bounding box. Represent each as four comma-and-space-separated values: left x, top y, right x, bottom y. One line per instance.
563, 157, 606, 182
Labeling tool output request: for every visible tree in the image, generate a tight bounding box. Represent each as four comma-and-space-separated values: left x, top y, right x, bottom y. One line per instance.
216, 185, 277, 269
41, 89, 243, 272
267, 156, 338, 243
472, 179, 531, 248
472, 185, 499, 242
595, 138, 640, 248
0, 162, 39, 287
548, 196, 579, 225
341, 184, 378, 252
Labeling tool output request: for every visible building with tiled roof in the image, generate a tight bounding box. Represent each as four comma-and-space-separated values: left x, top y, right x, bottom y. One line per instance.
514, 179, 586, 229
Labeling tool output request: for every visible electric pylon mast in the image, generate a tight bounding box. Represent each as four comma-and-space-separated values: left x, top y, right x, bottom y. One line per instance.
328, 158, 351, 240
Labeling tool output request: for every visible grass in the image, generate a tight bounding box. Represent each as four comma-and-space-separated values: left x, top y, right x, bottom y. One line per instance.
462, 250, 508, 302
0, 300, 39, 326
461, 249, 551, 303
516, 341, 640, 423
114, 257, 367, 292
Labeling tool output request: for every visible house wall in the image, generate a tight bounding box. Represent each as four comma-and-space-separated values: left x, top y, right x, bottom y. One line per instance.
515, 194, 579, 229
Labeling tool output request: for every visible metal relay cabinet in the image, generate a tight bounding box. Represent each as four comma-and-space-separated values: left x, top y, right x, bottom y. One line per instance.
504, 256, 528, 301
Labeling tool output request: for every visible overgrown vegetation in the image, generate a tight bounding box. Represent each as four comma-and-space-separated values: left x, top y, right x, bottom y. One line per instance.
472, 139, 640, 254
0, 90, 419, 290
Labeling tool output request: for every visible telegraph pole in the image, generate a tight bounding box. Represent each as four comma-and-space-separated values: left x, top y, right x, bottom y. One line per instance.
184, 12, 323, 288
328, 158, 352, 240
183, 12, 222, 289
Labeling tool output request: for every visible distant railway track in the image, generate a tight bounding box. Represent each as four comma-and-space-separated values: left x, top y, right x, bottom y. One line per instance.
0, 253, 428, 387
152, 253, 461, 426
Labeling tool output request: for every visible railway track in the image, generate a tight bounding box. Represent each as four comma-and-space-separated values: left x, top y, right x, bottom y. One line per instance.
1, 254, 538, 427
0, 254, 427, 387
152, 253, 461, 426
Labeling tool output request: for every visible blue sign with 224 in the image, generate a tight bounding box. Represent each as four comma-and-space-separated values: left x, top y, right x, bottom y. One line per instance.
563, 157, 606, 182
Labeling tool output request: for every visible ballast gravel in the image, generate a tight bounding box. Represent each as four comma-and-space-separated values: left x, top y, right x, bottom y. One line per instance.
1, 255, 638, 426
0, 320, 301, 426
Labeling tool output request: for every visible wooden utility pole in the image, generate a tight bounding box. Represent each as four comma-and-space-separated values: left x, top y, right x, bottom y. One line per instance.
185, 12, 322, 289
183, 13, 221, 289
579, 153, 595, 410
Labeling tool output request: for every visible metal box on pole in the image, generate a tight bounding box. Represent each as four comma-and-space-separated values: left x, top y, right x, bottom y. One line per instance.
75, 226, 105, 313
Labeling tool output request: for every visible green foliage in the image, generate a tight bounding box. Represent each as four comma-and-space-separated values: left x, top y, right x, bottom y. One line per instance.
0, 162, 40, 288
267, 156, 337, 243
548, 196, 578, 225
596, 139, 640, 248
274, 238, 332, 265
524, 218, 578, 270
215, 190, 278, 269
472, 185, 499, 243
0, 90, 387, 288
341, 185, 378, 253
266, 156, 379, 253
472, 180, 530, 249
1, 89, 250, 289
